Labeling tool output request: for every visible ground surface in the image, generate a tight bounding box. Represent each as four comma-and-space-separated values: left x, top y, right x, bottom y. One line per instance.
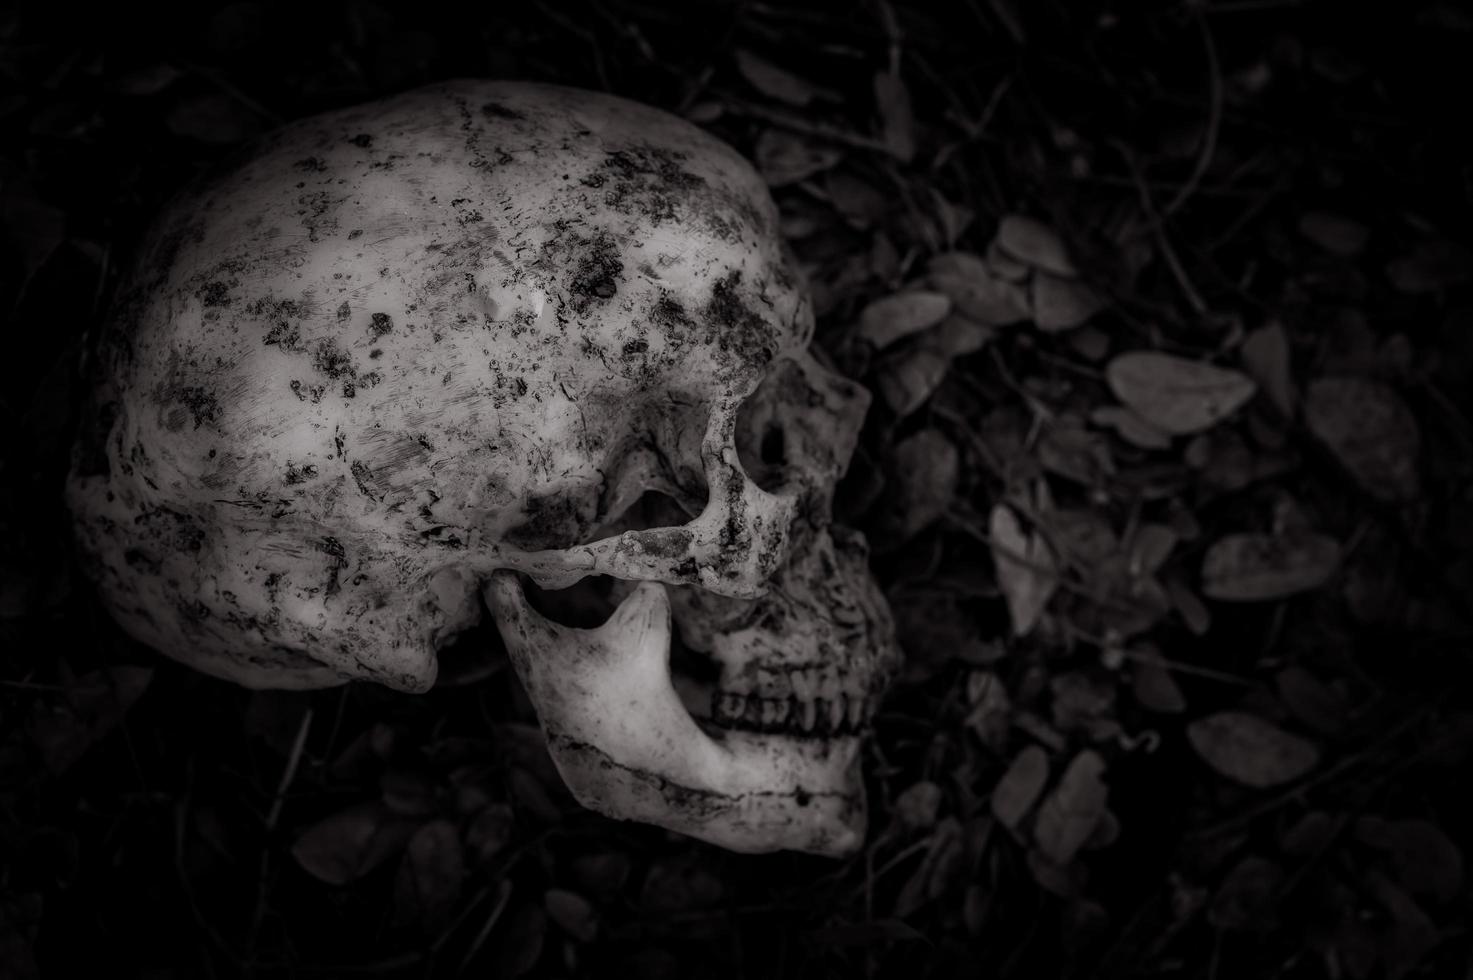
3, 2, 1472, 978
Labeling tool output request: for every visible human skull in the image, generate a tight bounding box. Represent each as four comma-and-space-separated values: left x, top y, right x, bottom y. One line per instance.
66, 80, 898, 855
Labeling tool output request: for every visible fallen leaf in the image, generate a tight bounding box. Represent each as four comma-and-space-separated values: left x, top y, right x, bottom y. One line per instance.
1240, 321, 1295, 417
545, 888, 598, 943
965, 670, 1013, 751
926, 313, 995, 358
1031, 273, 1105, 331
872, 69, 916, 162
1200, 532, 1341, 601
1280, 810, 1340, 857
1385, 239, 1473, 293
1363, 871, 1440, 980
465, 802, 515, 869
927, 253, 1031, 324
1187, 712, 1320, 788
1304, 377, 1421, 501
895, 780, 944, 831
1208, 855, 1285, 933
754, 129, 842, 187
1090, 405, 1173, 449
734, 49, 828, 106
875, 430, 960, 546
291, 801, 420, 885
858, 290, 952, 349
28, 666, 154, 774
989, 504, 1058, 636
393, 819, 465, 930
1275, 666, 1352, 737
895, 818, 965, 917
1106, 351, 1257, 435
1354, 817, 1464, 904
1131, 650, 1188, 714
492, 902, 546, 978
985, 236, 1032, 281
1033, 750, 1109, 866
875, 345, 951, 417
641, 857, 725, 912
1166, 577, 1212, 634
991, 745, 1050, 830
996, 214, 1077, 277
1297, 212, 1369, 256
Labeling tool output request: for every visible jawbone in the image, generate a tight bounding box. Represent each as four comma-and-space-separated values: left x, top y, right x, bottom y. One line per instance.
483, 573, 870, 856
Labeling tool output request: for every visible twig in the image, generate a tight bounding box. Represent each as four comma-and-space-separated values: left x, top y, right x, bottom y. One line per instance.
1162, 10, 1223, 219
1112, 140, 1210, 315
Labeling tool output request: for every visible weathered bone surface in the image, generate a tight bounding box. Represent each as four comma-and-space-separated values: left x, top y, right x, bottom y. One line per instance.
67, 79, 898, 854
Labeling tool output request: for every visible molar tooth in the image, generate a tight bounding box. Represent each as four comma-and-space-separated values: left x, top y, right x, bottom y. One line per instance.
744, 694, 764, 725
715, 692, 746, 722
761, 698, 788, 726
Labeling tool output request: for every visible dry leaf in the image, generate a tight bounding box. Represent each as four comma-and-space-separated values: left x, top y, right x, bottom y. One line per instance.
927, 253, 1031, 325
1090, 405, 1173, 449
545, 888, 598, 943
985, 237, 1032, 281
1106, 352, 1257, 435
1131, 652, 1187, 714
858, 290, 952, 349
1033, 749, 1108, 865
895, 780, 944, 831
1031, 273, 1105, 331
1385, 239, 1473, 293
965, 670, 1012, 751
1354, 817, 1464, 904
754, 129, 842, 187
28, 666, 154, 774
1304, 377, 1421, 501
393, 819, 465, 930
991, 745, 1049, 830
926, 313, 996, 358
734, 49, 828, 106
1362, 871, 1440, 980
1275, 666, 1352, 737
996, 214, 1078, 277
1200, 532, 1341, 601
1187, 712, 1320, 788
989, 504, 1058, 636
1297, 212, 1369, 256
1241, 321, 1295, 417
872, 70, 916, 162
895, 818, 965, 917
466, 802, 515, 869
876, 430, 960, 545
291, 801, 420, 885
1166, 577, 1212, 634
1208, 855, 1285, 933
876, 345, 951, 417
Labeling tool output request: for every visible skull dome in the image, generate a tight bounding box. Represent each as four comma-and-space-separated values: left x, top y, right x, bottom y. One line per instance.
67, 80, 898, 855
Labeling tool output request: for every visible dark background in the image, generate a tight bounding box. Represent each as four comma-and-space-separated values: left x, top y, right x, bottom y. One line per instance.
3, 1, 1472, 978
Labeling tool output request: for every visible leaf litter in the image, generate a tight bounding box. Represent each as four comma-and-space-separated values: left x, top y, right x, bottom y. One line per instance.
6, 4, 1470, 979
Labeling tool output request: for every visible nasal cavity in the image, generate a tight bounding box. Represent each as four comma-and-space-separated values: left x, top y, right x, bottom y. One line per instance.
735, 373, 792, 494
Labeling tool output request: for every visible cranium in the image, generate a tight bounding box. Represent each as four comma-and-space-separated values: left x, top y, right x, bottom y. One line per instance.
66, 80, 898, 855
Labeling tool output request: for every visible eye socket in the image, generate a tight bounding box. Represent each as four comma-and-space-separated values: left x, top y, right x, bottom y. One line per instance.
760, 423, 785, 467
